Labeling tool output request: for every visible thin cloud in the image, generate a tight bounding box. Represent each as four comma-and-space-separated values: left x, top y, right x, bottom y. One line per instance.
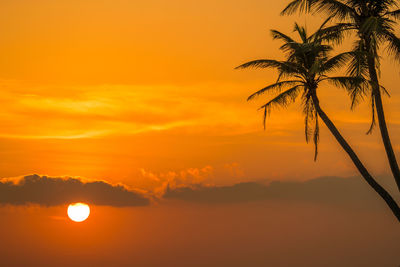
0, 175, 150, 207
163, 176, 398, 209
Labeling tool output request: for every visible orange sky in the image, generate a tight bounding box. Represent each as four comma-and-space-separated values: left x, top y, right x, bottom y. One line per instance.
0, 1, 399, 265
0, 0, 398, 190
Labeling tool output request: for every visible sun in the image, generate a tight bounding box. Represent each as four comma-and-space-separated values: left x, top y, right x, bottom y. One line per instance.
67, 203, 90, 222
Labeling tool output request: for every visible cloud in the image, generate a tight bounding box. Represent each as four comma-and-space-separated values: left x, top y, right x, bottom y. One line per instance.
0, 175, 150, 207
223, 162, 245, 179
2, 174, 397, 211
162, 176, 398, 209
139, 166, 215, 192
0, 81, 262, 139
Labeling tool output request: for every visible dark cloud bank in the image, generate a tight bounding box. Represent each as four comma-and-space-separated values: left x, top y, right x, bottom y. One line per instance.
1, 174, 397, 209
163, 176, 399, 209
0, 175, 150, 207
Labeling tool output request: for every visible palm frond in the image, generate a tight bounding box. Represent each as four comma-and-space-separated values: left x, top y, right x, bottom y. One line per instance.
315, 0, 355, 20
324, 76, 366, 91
380, 85, 391, 97
302, 93, 320, 161
238, 20, 376, 162
366, 96, 376, 135
382, 30, 400, 61
236, 59, 300, 71
259, 85, 302, 129
270, 29, 296, 44
247, 80, 303, 101
386, 9, 400, 20
311, 23, 353, 44
360, 17, 381, 35
349, 84, 366, 109
235, 59, 282, 69
303, 95, 315, 144
320, 52, 353, 73
313, 110, 320, 161
347, 44, 370, 79
294, 23, 309, 43
281, 0, 317, 15
310, 15, 333, 42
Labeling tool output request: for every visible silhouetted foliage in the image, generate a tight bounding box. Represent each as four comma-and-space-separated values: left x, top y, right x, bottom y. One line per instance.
236, 22, 364, 160
281, 0, 400, 193
237, 21, 400, 221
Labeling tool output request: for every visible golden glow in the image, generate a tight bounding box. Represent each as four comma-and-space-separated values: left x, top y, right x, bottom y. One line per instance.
67, 203, 90, 222
0, 0, 398, 188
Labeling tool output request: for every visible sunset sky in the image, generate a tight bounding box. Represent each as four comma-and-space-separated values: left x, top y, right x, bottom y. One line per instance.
0, 0, 399, 266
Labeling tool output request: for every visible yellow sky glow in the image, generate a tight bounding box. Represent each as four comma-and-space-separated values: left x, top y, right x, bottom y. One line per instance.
0, 0, 398, 190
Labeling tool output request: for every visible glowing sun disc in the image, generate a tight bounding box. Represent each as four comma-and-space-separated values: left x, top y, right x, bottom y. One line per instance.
67, 203, 90, 222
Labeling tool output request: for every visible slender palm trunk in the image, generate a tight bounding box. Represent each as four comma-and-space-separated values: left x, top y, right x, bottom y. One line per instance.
310, 92, 400, 222
366, 54, 400, 192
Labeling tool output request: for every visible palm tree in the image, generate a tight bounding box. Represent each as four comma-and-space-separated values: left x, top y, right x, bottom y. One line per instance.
236, 23, 400, 221
281, 0, 400, 193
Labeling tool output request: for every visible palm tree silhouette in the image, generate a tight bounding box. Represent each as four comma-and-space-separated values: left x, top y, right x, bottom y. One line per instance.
236, 23, 400, 221
281, 0, 400, 193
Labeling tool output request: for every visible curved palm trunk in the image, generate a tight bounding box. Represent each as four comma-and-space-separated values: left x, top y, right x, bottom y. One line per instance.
311, 92, 400, 222
366, 54, 400, 192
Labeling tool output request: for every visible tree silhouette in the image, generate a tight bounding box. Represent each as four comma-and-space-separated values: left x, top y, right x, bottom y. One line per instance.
236, 22, 400, 221
282, 0, 400, 193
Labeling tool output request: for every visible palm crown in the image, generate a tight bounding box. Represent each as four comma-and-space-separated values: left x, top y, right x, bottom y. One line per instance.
281, 0, 400, 193
236, 22, 363, 160
283, 0, 400, 128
